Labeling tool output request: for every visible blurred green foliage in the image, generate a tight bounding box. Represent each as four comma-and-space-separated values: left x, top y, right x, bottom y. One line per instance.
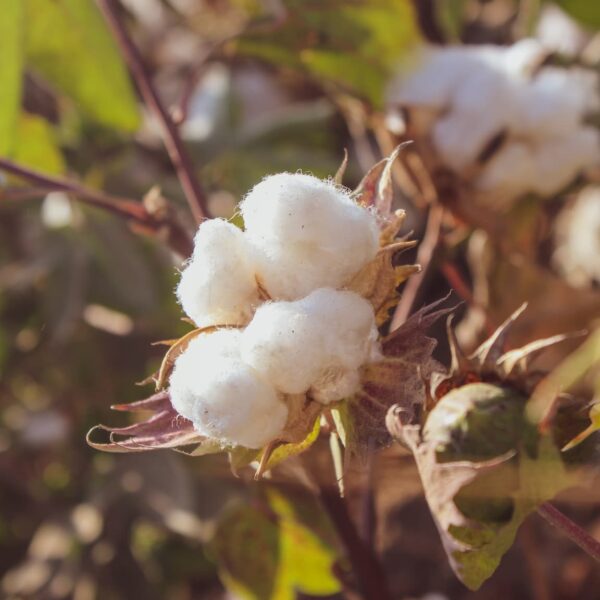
237, 0, 419, 107
555, 0, 600, 27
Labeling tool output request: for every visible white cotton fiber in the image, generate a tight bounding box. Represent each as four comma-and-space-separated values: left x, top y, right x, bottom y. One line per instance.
536, 4, 587, 57
241, 288, 380, 403
530, 127, 600, 196
553, 186, 600, 286
476, 141, 537, 202
240, 173, 379, 299
501, 39, 547, 78
176, 218, 259, 327
169, 329, 288, 449
512, 68, 600, 137
387, 47, 474, 110
433, 109, 507, 172
386, 38, 600, 202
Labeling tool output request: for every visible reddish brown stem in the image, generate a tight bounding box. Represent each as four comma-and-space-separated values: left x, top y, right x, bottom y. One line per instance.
0, 157, 193, 257
96, 0, 209, 224
318, 484, 393, 600
440, 261, 497, 336
391, 204, 444, 329
537, 502, 600, 563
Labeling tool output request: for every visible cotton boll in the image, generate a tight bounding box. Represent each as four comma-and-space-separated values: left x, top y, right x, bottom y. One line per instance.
553, 186, 600, 286
176, 219, 259, 327
502, 38, 547, 78
169, 330, 288, 449
530, 127, 600, 196
241, 173, 379, 299
476, 141, 537, 203
536, 4, 587, 57
432, 110, 507, 172
512, 67, 600, 137
168, 328, 243, 420
387, 47, 475, 110
241, 288, 380, 403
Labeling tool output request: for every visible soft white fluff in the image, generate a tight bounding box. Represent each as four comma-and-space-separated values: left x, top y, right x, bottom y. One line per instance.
169, 329, 288, 449
176, 219, 259, 327
477, 128, 600, 203
387, 39, 600, 201
553, 186, 600, 286
240, 173, 380, 300
535, 4, 587, 57
241, 288, 381, 404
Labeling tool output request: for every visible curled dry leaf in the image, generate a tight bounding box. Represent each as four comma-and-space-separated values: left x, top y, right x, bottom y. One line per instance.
390, 415, 572, 590
384, 306, 588, 589
86, 391, 206, 453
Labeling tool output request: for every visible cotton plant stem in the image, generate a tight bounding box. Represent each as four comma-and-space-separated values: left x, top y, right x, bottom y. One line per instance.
318, 484, 394, 600
0, 157, 194, 257
537, 502, 600, 563
96, 0, 209, 224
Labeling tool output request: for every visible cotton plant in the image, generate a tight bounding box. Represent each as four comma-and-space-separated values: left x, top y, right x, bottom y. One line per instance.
88, 150, 427, 473
386, 39, 600, 208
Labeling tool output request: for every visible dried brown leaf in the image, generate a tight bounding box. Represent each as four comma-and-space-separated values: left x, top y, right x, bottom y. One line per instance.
335, 297, 455, 459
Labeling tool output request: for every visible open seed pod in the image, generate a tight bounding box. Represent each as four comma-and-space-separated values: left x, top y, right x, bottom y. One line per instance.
386, 305, 586, 590
88, 148, 425, 477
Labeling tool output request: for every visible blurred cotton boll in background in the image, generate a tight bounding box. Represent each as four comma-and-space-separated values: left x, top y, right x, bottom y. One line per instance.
553, 186, 600, 287
241, 173, 380, 299
387, 39, 600, 207
535, 3, 589, 57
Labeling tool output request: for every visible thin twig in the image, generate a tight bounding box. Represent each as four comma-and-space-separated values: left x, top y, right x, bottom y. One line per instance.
440, 261, 496, 336
318, 484, 394, 600
390, 203, 444, 330
537, 502, 600, 563
0, 186, 53, 201
96, 0, 209, 224
0, 157, 147, 219
0, 157, 193, 257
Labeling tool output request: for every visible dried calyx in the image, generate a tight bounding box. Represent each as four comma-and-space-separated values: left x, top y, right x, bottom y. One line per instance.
389, 304, 576, 457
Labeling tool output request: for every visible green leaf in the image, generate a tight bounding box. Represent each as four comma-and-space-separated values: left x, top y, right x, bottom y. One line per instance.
396, 415, 575, 590
554, 0, 600, 28
237, 0, 419, 107
24, 0, 140, 131
211, 504, 280, 600
13, 113, 65, 175
211, 489, 342, 600
0, 0, 24, 156
268, 488, 341, 598
450, 436, 573, 590
437, 0, 467, 40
